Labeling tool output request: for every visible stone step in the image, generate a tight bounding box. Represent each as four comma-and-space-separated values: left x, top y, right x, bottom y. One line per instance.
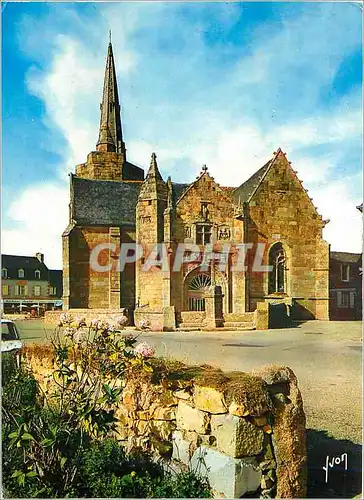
223, 321, 254, 328
176, 326, 202, 331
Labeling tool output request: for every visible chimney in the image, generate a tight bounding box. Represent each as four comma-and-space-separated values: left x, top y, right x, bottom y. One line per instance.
36, 252, 44, 263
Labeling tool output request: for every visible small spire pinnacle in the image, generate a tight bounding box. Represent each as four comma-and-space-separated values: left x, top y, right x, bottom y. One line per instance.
109, 29, 112, 44
149, 152, 159, 175
202, 164, 208, 173
139, 152, 168, 200
96, 40, 125, 155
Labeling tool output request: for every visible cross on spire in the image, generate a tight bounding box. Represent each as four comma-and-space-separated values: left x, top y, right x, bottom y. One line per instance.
96, 39, 125, 155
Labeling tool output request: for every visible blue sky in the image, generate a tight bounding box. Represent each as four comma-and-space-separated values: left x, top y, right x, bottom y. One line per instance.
2, 2, 363, 268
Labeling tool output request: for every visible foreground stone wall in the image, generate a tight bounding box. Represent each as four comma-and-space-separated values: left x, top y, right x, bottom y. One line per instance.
44, 309, 129, 325
24, 348, 306, 498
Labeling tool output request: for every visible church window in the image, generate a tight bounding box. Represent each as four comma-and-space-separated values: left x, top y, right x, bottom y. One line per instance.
1, 268, 7, 279
268, 243, 286, 293
196, 224, 212, 245
35, 269, 41, 279
187, 274, 211, 311
18, 268, 25, 279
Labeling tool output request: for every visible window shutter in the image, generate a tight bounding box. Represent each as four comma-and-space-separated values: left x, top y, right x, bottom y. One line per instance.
337, 291, 342, 308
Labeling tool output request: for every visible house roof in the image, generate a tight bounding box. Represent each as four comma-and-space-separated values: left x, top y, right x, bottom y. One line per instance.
1, 255, 49, 280
330, 252, 362, 264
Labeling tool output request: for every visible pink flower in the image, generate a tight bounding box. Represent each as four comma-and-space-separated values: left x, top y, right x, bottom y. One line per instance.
134, 342, 155, 358
59, 312, 73, 326
75, 316, 86, 328
138, 319, 150, 330
63, 327, 76, 338
91, 319, 108, 330
117, 315, 128, 327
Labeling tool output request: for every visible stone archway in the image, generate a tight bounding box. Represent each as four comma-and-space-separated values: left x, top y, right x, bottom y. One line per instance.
268, 243, 286, 293
186, 273, 211, 311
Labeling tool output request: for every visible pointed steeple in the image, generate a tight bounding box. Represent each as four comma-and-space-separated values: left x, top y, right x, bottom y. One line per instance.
139, 153, 168, 200
96, 38, 125, 154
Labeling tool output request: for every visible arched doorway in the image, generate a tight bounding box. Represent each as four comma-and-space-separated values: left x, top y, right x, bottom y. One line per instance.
268, 243, 286, 294
187, 273, 211, 311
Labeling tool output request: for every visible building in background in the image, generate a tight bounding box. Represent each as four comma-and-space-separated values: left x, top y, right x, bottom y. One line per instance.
1, 253, 63, 314
329, 252, 362, 320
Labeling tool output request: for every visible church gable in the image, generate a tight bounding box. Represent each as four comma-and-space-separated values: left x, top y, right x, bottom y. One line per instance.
175, 168, 235, 243
247, 149, 325, 241
251, 149, 322, 218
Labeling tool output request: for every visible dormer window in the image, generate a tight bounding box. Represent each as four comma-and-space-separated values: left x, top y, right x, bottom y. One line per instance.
18, 268, 25, 279
1, 268, 7, 279
35, 269, 41, 279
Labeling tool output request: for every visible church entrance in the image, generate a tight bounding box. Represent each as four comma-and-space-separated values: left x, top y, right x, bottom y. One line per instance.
187, 273, 211, 311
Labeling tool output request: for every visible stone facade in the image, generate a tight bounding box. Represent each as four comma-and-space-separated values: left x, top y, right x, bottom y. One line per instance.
61, 40, 330, 328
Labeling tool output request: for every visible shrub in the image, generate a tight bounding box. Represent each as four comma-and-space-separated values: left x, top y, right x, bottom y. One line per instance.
77, 439, 212, 498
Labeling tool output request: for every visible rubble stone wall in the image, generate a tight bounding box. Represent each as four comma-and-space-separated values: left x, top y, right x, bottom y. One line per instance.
23, 348, 306, 499
44, 309, 129, 325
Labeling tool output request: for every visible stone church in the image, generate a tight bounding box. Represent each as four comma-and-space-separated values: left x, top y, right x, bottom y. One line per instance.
62, 41, 330, 329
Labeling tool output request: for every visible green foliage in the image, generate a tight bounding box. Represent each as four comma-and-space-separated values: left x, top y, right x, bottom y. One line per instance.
77, 439, 212, 498
2, 319, 212, 498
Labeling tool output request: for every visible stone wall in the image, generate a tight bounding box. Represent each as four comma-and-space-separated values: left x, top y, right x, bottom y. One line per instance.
44, 308, 130, 325
23, 348, 306, 498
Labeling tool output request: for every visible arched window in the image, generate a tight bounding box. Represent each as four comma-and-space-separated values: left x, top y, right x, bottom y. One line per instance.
1, 268, 7, 279
35, 269, 41, 279
268, 243, 286, 294
18, 268, 25, 279
187, 274, 211, 311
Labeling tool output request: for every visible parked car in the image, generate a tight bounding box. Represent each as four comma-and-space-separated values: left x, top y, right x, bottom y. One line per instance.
1, 319, 23, 371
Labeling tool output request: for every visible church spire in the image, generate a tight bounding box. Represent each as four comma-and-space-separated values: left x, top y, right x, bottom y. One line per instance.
96, 38, 125, 155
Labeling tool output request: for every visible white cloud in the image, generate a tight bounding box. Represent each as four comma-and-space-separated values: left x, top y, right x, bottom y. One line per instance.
313, 177, 363, 253
2, 184, 69, 269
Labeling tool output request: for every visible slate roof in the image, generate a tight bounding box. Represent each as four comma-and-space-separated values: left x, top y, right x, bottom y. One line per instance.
330, 252, 362, 264
233, 160, 271, 204
1, 255, 49, 280
72, 176, 142, 226
173, 183, 190, 201
71, 176, 191, 226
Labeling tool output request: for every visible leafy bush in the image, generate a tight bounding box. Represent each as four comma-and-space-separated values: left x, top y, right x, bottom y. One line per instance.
77, 439, 212, 498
